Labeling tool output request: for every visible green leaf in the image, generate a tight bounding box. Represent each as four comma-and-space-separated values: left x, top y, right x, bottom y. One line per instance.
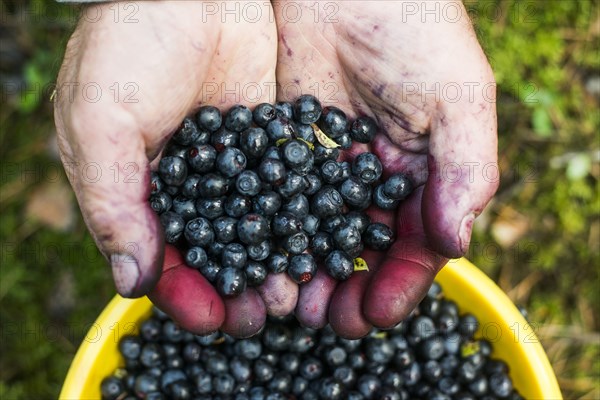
532, 107, 553, 137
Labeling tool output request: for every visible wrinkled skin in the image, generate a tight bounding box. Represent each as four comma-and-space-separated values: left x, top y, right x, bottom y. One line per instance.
54, 1, 497, 338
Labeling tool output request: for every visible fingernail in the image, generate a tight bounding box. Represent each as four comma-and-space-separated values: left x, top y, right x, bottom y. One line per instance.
110, 253, 141, 298
459, 212, 476, 254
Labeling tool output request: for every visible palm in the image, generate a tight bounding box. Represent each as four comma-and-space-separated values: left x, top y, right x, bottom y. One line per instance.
273, 1, 498, 337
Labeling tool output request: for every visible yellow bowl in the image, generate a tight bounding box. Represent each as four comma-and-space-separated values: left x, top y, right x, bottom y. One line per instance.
59, 258, 562, 400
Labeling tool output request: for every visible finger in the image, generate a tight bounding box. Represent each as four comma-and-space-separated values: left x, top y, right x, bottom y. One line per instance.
221, 289, 267, 339
256, 273, 299, 317
295, 267, 338, 329
422, 48, 499, 258
328, 250, 384, 339
148, 245, 225, 334
363, 187, 447, 328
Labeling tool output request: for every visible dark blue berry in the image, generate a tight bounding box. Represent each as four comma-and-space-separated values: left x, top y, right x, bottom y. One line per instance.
181, 174, 202, 199
313, 144, 339, 165
198, 172, 230, 198
274, 101, 294, 119
280, 139, 311, 169
119, 335, 142, 360
272, 212, 303, 236
333, 222, 362, 253
288, 254, 317, 284
339, 177, 371, 208
258, 158, 286, 185
252, 190, 282, 216
302, 214, 320, 236
310, 232, 334, 258
299, 357, 323, 380
373, 184, 399, 210
350, 116, 377, 143
184, 217, 214, 247
384, 172, 413, 200
160, 211, 185, 243
172, 195, 198, 221
150, 192, 172, 214
310, 186, 343, 218
320, 160, 345, 184
211, 128, 239, 152
140, 342, 164, 368
266, 116, 295, 142
186, 144, 217, 173
216, 267, 247, 297
237, 213, 270, 245
225, 193, 252, 218
133, 373, 159, 396
363, 222, 394, 251
150, 172, 164, 195
216, 147, 247, 178
159, 156, 188, 186
325, 250, 354, 281
318, 106, 348, 139
282, 194, 310, 218
345, 211, 371, 233
225, 105, 252, 132
246, 240, 271, 261
296, 123, 316, 143
266, 251, 289, 273
212, 216, 238, 243
253, 103, 277, 127
222, 243, 247, 269
319, 377, 345, 400
195, 196, 225, 220
282, 231, 309, 255
213, 373, 236, 395
356, 374, 381, 399
245, 261, 268, 286
185, 246, 208, 269
337, 132, 353, 150
196, 105, 222, 132
235, 170, 261, 197
172, 117, 201, 146
239, 127, 269, 159
254, 359, 275, 382
277, 171, 308, 198
293, 94, 322, 124
352, 152, 383, 184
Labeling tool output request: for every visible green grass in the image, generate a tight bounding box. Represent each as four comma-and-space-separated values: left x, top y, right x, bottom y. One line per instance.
1, 0, 598, 398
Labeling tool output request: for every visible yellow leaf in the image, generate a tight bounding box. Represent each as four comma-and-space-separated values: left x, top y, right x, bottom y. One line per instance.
353, 257, 369, 272
311, 123, 340, 149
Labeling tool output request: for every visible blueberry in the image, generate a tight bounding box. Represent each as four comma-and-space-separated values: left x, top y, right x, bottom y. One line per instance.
363, 222, 394, 251
184, 217, 214, 247
235, 337, 263, 360
320, 215, 346, 234
221, 194, 251, 219
401, 361, 421, 386
384, 172, 413, 200
229, 356, 252, 382
266, 116, 295, 142
150, 192, 172, 214
159, 156, 188, 186
310, 232, 334, 258
373, 184, 400, 210
211, 127, 239, 152
193, 373, 212, 394
299, 357, 323, 380
239, 127, 269, 159
352, 152, 383, 184
489, 372, 513, 398
186, 144, 217, 173
350, 116, 378, 143
258, 158, 286, 185
356, 374, 381, 399
216, 147, 247, 178
163, 142, 187, 158
252, 190, 282, 216
246, 239, 271, 261
119, 335, 142, 360
333, 222, 362, 253
245, 261, 268, 286
172, 117, 201, 146
275, 101, 294, 118
254, 359, 275, 382
234, 170, 261, 197
237, 213, 270, 245
133, 373, 159, 396
295, 123, 316, 143
100, 377, 125, 400
304, 173, 322, 196
253, 103, 277, 127
212, 216, 238, 243
282, 194, 310, 218
310, 186, 343, 218
160, 211, 185, 243
280, 139, 311, 170
337, 132, 353, 150
216, 267, 247, 297
262, 145, 281, 160
420, 296, 441, 318
288, 254, 317, 284
277, 171, 308, 199
160, 368, 186, 392
199, 172, 230, 198
163, 185, 179, 196
266, 251, 289, 273
213, 373, 236, 395
320, 160, 345, 184
150, 172, 164, 195
225, 104, 252, 132
339, 177, 371, 208
272, 212, 303, 236
293, 94, 322, 124
282, 231, 309, 255
419, 336, 446, 360
181, 174, 202, 199
140, 342, 164, 368
459, 314, 479, 338
318, 106, 348, 139
185, 246, 208, 269
324, 250, 354, 281
302, 214, 320, 236
194, 196, 224, 220
181, 341, 202, 363
140, 318, 161, 341
313, 144, 339, 165
345, 211, 371, 233
172, 195, 198, 221
196, 105, 222, 132
222, 243, 247, 269
318, 377, 345, 400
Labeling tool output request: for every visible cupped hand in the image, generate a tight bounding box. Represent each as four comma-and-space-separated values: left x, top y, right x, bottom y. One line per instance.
273, 0, 499, 338
54, 1, 277, 337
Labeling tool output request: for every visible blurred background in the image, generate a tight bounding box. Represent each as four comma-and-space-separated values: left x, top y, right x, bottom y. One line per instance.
0, 1, 598, 398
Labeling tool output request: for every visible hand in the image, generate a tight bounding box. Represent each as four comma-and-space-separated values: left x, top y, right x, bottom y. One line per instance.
54, 2, 277, 337
272, 0, 499, 338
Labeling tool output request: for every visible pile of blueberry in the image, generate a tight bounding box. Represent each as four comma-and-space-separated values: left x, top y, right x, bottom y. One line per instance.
100, 282, 522, 400
151, 95, 413, 297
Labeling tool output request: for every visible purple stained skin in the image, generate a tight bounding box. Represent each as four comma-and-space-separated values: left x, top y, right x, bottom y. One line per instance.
256, 272, 299, 317
54, 1, 497, 339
